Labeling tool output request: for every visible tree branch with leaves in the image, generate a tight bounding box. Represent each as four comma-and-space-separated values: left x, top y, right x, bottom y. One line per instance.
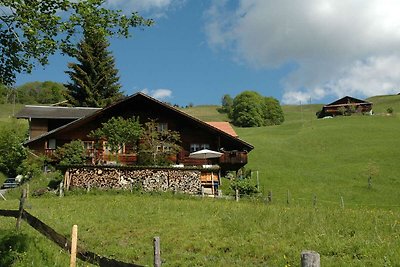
0, 0, 153, 86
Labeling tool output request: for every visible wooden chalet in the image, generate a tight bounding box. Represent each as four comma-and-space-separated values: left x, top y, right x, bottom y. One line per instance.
18, 93, 253, 174
317, 96, 372, 118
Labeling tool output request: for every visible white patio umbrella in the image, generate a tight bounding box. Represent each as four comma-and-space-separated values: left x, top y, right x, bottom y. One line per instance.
188, 149, 223, 159
189, 149, 223, 195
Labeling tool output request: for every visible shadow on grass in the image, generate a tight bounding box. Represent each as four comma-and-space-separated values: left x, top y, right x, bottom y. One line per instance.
0, 230, 29, 267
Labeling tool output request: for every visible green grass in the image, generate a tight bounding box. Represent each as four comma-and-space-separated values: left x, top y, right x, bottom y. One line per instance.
1, 192, 399, 266
367, 94, 400, 114
0, 103, 23, 120
180, 105, 230, 122
1, 96, 400, 266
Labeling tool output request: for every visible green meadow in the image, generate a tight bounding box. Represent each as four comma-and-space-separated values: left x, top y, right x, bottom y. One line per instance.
1, 96, 400, 266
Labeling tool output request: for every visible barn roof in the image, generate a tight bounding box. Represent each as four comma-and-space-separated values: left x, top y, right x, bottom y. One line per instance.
15, 105, 101, 119
25, 92, 254, 151
206, 122, 238, 137
325, 96, 372, 107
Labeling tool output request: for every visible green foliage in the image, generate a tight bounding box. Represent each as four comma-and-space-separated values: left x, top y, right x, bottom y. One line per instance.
0, 121, 27, 176
54, 140, 86, 165
230, 178, 259, 195
90, 117, 143, 155
138, 120, 181, 166
0, 231, 29, 267
264, 97, 285, 125
65, 26, 123, 107
387, 107, 394, 114
0, 0, 153, 86
13, 81, 67, 104
219, 94, 233, 116
17, 154, 46, 180
231, 91, 284, 127
231, 91, 265, 127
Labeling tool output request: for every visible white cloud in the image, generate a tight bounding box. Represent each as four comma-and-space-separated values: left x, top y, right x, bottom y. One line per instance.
106, 0, 185, 17
205, 0, 400, 103
141, 88, 173, 100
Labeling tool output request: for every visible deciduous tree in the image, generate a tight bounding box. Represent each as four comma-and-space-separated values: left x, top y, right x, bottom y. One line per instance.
231, 91, 285, 127
231, 91, 265, 127
89, 116, 143, 156
0, 0, 153, 86
0, 122, 27, 176
138, 120, 181, 166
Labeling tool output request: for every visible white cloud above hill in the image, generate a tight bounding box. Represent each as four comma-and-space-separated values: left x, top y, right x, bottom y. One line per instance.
205, 0, 400, 103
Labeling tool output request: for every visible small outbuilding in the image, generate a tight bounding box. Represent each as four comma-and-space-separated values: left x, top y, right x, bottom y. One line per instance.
317, 96, 372, 118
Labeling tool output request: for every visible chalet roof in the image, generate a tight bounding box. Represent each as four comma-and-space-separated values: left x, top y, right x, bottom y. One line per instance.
206, 122, 238, 137
15, 105, 101, 119
325, 96, 372, 107
25, 93, 254, 151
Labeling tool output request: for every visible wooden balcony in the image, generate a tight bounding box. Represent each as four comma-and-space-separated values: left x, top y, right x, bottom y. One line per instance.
44, 148, 56, 157
219, 151, 248, 165
219, 151, 248, 171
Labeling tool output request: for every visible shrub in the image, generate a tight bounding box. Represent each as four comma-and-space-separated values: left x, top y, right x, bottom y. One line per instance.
230, 178, 259, 196
17, 154, 47, 180
54, 140, 86, 165
387, 107, 394, 114
0, 122, 27, 176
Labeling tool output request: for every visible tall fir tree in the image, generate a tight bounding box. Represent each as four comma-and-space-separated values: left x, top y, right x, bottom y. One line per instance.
65, 27, 123, 107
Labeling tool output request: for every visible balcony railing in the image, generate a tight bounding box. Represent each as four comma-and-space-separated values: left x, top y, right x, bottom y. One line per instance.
219, 151, 248, 165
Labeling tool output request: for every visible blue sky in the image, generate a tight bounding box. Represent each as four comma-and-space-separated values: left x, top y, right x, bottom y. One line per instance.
16, 0, 400, 106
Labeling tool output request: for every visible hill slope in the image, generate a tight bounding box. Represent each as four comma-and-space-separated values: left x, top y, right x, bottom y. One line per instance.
184, 96, 400, 207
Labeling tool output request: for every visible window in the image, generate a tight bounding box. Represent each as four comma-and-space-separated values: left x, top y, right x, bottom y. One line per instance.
83, 141, 94, 150
157, 122, 168, 132
157, 144, 171, 152
190, 143, 210, 152
47, 139, 56, 149
103, 141, 122, 154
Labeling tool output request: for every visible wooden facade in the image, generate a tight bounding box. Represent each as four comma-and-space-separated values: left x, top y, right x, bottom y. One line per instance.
22, 93, 254, 173
16, 105, 100, 139
317, 96, 373, 118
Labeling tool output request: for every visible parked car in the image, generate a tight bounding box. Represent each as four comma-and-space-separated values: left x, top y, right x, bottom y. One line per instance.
1, 178, 19, 189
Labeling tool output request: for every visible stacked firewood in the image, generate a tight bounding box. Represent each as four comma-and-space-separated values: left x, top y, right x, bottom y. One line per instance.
64, 167, 202, 194
168, 170, 201, 194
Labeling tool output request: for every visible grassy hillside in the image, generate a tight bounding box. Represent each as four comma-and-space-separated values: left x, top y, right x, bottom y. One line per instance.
0, 103, 24, 122
1, 96, 400, 266
180, 105, 230, 122
184, 98, 400, 207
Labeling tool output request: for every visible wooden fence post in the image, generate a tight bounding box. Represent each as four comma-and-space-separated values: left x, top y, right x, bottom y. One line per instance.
59, 182, 64, 197
301, 250, 320, 267
287, 190, 290, 205
201, 186, 204, 197
313, 195, 317, 207
235, 189, 239, 202
267, 190, 272, 203
70, 225, 78, 267
16, 189, 27, 230
154, 236, 161, 267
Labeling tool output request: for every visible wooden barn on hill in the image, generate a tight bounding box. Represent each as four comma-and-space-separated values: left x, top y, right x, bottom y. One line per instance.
317, 96, 373, 118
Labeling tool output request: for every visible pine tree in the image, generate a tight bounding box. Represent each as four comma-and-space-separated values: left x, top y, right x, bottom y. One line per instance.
65, 27, 123, 107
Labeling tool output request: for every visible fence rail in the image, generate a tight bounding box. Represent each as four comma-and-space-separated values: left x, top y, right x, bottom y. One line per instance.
0, 191, 143, 267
